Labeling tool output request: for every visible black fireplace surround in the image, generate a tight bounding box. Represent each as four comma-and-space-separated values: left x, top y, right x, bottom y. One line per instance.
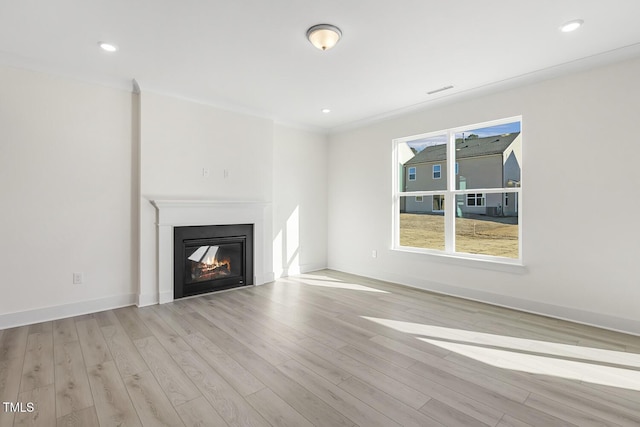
174, 224, 253, 299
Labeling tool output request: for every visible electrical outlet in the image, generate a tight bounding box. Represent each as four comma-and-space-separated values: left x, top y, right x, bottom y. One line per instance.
73, 272, 83, 284
372, 250, 377, 258
223, 169, 229, 178
202, 167, 210, 177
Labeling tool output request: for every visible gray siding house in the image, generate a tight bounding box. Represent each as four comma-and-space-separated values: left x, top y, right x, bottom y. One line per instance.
403, 132, 521, 216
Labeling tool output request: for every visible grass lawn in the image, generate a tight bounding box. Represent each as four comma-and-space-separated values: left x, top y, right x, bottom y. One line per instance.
399, 213, 519, 258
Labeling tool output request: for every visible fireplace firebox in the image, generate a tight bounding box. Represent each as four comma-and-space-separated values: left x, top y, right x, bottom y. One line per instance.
174, 224, 253, 299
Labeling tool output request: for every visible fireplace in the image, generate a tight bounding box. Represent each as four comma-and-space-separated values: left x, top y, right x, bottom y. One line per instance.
174, 224, 253, 299
150, 200, 271, 305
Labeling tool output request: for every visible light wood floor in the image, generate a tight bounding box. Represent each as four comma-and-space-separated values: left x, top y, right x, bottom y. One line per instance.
2, 270, 640, 426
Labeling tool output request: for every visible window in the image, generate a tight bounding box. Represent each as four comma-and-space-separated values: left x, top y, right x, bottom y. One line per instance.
393, 117, 522, 261
466, 193, 485, 207
432, 195, 445, 212
432, 164, 441, 179
408, 167, 416, 181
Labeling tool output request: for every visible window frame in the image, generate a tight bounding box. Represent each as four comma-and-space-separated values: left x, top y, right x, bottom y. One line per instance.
392, 116, 523, 265
432, 164, 441, 179
415, 196, 423, 203
466, 193, 486, 207
408, 167, 416, 181
432, 194, 445, 213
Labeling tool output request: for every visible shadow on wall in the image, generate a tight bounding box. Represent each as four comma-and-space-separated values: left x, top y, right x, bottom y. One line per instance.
273, 205, 300, 278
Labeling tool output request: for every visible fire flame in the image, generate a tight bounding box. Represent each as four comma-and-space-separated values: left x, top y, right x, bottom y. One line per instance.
201, 256, 231, 272
189, 246, 233, 282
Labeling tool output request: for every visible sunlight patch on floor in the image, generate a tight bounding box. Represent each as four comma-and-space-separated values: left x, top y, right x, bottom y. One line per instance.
299, 278, 389, 293
361, 317, 640, 368
418, 337, 640, 391
296, 274, 346, 283
361, 316, 640, 391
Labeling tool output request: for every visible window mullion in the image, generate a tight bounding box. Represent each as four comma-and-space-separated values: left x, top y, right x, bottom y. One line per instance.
445, 130, 456, 253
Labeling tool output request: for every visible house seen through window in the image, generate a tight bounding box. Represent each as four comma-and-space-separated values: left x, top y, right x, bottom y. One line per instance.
394, 117, 522, 261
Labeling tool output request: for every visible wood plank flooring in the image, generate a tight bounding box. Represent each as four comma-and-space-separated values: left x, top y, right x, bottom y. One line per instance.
1, 269, 640, 426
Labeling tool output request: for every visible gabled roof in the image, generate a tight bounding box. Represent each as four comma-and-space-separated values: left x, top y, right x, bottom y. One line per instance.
405, 132, 520, 165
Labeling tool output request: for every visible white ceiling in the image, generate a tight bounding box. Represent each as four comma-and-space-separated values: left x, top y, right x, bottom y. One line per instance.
1, 1, 639, 131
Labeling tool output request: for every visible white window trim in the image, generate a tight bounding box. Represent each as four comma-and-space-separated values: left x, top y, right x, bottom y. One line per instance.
432, 164, 441, 179
466, 193, 486, 207
392, 116, 523, 266
408, 167, 416, 181
415, 196, 423, 202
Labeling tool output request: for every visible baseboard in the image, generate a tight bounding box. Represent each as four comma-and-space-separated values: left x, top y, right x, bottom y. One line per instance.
158, 291, 174, 305
328, 264, 640, 337
0, 293, 137, 330
277, 263, 327, 279
255, 271, 275, 285
299, 263, 327, 274
137, 292, 159, 307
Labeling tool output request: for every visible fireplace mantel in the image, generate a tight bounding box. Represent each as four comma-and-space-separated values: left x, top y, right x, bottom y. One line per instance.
150, 199, 273, 304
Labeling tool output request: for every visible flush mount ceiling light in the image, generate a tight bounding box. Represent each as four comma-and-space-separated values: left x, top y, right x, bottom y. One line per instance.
98, 41, 118, 52
560, 19, 584, 33
321, 108, 331, 113
306, 24, 342, 51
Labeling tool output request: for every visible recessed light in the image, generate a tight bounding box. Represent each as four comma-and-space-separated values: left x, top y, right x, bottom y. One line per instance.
560, 19, 584, 33
321, 108, 331, 114
98, 42, 118, 52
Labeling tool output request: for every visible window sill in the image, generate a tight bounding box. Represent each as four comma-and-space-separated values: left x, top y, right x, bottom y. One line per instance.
391, 246, 527, 274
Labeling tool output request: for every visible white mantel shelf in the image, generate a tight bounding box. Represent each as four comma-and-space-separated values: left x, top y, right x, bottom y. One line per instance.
151, 199, 271, 209
150, 199, 274, 304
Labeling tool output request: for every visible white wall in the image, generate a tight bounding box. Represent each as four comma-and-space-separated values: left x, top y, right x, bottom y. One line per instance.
139, 92, 274, 200
0, 66, 135, 327
0, 66, 329, 325
2, 56, 636, 334
272, 125, 328, 277
137, 92, 276, 304
328, 57, 640, 335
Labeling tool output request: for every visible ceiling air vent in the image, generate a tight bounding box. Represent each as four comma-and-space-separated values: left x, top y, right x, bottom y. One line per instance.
427, 85, 454, 95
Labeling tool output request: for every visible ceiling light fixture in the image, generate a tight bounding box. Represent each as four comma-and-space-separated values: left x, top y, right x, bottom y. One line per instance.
306, 24, 342, 51
98, 41, 118, 52
321, 108, 331, 113
560, 19, 584, 33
